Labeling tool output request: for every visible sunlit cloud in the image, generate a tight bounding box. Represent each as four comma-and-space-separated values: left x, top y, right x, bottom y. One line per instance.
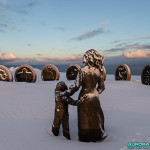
57, 54, 82, 61
0, 52, 16, 60
124, 50, 150, 58
36, 54, 83, 64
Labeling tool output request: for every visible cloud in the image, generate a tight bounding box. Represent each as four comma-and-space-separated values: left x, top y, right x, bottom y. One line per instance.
100, 20, 110, 25
55, 27, 66, 31
0, 22, 16, 33
105, 47, 125, 53
116, 42, 129, 47
141, 44, 150, 49
0, 23, 8, 32
58, 54, 82, 61
37, 54, 83, 65
110, 36, 150, 44
15, 2, 36, 15
104, 53, 150, 66
1, 51, 150, 67
110, 40, 120, 43
124, 50, 150, 58
0, 52, 16, 60
0, 0, 6, 6
70, 28, 108, 41
27, 43, 31, 46
1, 53, 83, 65
27, 2, 36, 7
17, 10, 28, 15
104, 43, 150, 54
36, 54, 42, 56
0, 23, 7, 28
3, 1, 37, 15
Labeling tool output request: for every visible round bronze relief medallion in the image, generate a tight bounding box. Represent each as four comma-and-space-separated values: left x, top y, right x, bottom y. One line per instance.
115, 64, 131, 81
141, 64, 150, 85
41, 64, 59, 81
0, 65, 13, 82
15, 65, 37, 82
66, 64, 81, 80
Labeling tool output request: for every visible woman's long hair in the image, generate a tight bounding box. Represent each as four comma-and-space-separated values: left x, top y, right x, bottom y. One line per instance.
83, 49, 104, 70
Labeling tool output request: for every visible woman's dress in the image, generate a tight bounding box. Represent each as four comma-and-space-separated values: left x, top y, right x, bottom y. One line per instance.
66, 66, 106, 142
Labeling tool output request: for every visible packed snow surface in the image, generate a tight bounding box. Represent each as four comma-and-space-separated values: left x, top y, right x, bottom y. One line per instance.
0, 68, 150, 150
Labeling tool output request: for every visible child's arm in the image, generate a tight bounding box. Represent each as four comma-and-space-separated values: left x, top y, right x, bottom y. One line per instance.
60, 70, 82, 97
61, 95, 90, 106
61, 96, 78, 106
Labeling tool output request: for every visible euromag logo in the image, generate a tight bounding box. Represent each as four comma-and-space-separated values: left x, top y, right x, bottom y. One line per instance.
128, 142, 150, 149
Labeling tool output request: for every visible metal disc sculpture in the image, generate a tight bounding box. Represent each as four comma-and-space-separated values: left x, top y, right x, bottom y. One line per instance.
15, 65, 37, 83
66, 64, 81, 80
115, 64, 131, 81
0, 65, 13, 82
141, 64, 150, 85
102, 66, 106, 81
41, 64, 59, 81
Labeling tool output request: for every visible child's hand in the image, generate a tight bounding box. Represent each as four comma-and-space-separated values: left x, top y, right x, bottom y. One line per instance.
78, 94, 90, 105
80, 94, 89, 101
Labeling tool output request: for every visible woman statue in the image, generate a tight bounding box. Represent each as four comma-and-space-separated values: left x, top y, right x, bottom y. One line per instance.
61, 49, 107, 142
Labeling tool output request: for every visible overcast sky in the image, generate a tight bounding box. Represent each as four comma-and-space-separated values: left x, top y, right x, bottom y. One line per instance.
0, 0, 150, 65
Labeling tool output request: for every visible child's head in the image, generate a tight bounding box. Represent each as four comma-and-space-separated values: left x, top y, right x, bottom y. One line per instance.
56, 81, 68, 92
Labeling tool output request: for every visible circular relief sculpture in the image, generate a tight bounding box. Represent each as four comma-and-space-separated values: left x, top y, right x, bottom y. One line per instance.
141, 64, 150, 85
115, 64, 131, 81
41, 64, 59, 81
102, 66, 106, 81
15, 65, 37, 83
66, 64, 81, 80
0, 65, 13, 82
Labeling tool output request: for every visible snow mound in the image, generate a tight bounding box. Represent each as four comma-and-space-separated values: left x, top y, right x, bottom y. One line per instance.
0, 72, 149, 150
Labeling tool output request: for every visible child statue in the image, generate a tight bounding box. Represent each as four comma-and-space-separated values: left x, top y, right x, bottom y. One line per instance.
52, 81, 88, 140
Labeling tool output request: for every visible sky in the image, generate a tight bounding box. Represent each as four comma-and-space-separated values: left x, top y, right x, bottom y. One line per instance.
0, 0, 150, 65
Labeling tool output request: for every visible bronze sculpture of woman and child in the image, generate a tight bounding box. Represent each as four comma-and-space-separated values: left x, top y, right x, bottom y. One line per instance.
52, 49, 107, 142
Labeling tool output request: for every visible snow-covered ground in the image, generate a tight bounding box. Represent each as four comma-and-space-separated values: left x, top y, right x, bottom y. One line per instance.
0, 67, 150, 150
